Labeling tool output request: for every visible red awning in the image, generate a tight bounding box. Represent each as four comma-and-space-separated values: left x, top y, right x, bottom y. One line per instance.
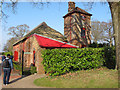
34, 34, 77, 48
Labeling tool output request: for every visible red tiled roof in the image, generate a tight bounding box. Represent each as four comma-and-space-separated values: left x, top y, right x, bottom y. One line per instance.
34, 34, 78, 48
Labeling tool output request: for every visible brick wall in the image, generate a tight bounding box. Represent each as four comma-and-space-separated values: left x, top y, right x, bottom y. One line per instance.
13, 35, 45, 74
64, 12, 91, 48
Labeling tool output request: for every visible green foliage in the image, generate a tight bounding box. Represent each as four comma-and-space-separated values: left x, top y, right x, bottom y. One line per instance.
19, 66, 37, 76
104, 46, 116, 69
3, 52, 13, 56
89, 42, 109, 48
41, 48, 105, 76
13, 61, 22, 70
30, 66, 37, 74
13, 61, 37, 75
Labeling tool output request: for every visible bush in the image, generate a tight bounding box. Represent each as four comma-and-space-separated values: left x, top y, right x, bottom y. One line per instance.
41, 48, 105, 76
19, 66, 37, 76
3, 52, 13, 56
30, 66, 37, 74
13, 61, 22, 70
104, 46, 116, 69
89, 42, 109, 48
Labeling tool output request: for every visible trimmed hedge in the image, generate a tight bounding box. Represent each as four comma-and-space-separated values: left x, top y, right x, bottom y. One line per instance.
42, 48, 105, 76
3, 52, 13, 56
104, 46, 116, 69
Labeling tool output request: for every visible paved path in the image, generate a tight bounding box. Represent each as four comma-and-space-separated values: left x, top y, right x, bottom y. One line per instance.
0, 56, 49, 88
0, 58, 48, 88
2, 73, 47, 88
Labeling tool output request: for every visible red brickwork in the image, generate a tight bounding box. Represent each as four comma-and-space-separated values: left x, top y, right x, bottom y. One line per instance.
13, 35, 45, 74
64, 2, 92, 48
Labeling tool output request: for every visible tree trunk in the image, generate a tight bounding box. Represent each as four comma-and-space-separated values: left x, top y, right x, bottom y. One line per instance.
118, 2, 120, 70
109, 27, 112, 47
108, 2, 119, 70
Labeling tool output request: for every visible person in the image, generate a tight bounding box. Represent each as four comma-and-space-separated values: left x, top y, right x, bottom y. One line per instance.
2, 53, 6, 61
10, 55, 13, 60
2, 54, 14, 85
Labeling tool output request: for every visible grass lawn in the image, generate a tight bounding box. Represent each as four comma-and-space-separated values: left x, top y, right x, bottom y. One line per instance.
34, 67, 118, 88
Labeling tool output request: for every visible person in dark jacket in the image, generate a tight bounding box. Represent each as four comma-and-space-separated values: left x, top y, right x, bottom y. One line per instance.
2, 54, 14, 85
10, 55, 13, 60
2, 54, 6, 61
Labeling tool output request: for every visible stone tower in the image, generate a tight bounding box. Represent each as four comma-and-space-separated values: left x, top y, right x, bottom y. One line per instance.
63, 1, 92, 48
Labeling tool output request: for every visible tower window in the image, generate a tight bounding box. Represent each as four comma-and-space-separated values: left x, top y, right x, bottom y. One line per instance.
81, 28, 86, 38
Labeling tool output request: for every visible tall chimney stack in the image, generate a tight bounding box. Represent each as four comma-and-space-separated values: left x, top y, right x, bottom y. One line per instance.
68, 1, 75, 12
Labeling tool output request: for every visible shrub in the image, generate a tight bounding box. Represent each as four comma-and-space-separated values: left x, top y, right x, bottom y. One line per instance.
13, 61, 22, 70
104, 46, 116, 69
89, 42, 109, 48
30, 66, 37, 74
41, 48, 105, 76
19, 66, 37, 76
3, 52, 13, 56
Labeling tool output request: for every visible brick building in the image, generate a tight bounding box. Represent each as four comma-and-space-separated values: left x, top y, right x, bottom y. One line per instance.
63, 1, 92, 48
13, 22, 78, 74
13, 1, 92, 74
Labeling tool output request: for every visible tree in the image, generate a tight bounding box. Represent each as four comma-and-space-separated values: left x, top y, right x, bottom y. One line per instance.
91, 20, 113, 47
103, 20, 113, 47
107, 2, 120, 70
3, 24, 29, 52
0, 1, 49, 22
91, 20, 105, 43
3, 37, 18, 52
8, 24, 29, 39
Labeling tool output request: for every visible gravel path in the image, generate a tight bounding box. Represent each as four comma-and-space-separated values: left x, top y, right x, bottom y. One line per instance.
2, 74, 47, 88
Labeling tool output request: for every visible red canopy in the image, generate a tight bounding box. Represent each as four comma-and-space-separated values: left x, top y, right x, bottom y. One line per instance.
34, 34, 78, 48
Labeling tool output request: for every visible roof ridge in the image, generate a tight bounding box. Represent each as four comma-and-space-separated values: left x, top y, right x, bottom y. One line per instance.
26, 22, 47, 35
75, 7, 91, 15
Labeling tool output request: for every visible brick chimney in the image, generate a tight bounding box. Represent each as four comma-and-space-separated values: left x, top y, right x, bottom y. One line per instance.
68, 1, 75, 12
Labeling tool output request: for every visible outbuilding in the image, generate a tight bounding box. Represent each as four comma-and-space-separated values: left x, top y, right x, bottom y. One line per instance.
13, 22, 78, 74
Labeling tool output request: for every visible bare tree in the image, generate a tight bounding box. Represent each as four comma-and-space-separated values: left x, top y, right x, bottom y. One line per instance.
8, 24, 29, 39
91, 20, 105, 43
3, 24, 29, 52
91, 20, 113, 47
0, 0, 18, 22
103, 20, 113, 47
0, 0, 49, 22
3, 37, 18, 52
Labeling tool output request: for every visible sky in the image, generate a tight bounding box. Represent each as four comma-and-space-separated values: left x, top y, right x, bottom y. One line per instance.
0, 1, 112, 52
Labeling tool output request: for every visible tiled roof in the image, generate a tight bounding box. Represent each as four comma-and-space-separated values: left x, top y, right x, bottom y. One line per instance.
63, 7, 92, 18
13, 22, 66, 46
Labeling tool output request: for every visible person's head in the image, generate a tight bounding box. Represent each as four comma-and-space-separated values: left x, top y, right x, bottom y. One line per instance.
7, 54, 11, 58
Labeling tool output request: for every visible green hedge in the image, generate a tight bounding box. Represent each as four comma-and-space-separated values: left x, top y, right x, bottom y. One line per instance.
42, 48, 105, 76
104, 46, 116, 69
3, 52, 13, 56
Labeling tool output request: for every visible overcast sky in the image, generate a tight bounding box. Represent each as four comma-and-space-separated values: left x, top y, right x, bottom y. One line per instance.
0, 1, 112, 52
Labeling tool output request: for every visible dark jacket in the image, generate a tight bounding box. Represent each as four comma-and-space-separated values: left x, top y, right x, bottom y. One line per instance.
2, 55, 6, 61
2, 57, 14, 69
